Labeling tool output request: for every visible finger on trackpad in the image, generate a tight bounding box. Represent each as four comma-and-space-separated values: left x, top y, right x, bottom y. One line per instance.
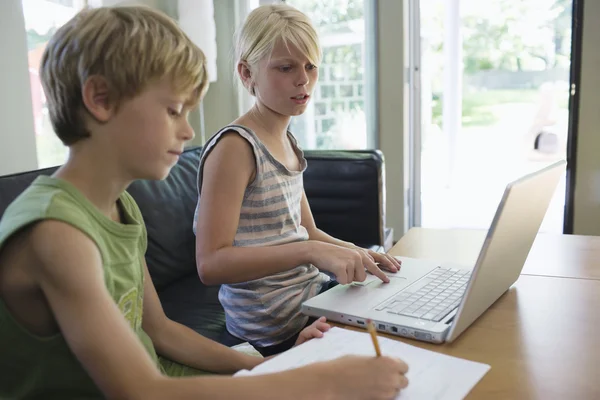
351, 274, 380, 286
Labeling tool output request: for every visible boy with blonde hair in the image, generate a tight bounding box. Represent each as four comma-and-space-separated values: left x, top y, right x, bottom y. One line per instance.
0, 5, 408, 400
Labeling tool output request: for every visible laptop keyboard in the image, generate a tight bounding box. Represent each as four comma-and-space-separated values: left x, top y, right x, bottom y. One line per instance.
375, 267, 471, 322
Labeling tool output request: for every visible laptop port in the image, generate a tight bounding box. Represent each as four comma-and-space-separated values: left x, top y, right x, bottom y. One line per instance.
391, 326, 398, 333
378, 324, 386, 330
357, 320, 365, 325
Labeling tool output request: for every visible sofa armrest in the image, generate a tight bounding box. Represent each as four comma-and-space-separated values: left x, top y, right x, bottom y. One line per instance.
303, 150, 389, 250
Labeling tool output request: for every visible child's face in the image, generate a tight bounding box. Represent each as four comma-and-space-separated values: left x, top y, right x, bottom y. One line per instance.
253, 40, 319, 117
107, 80, 196, 180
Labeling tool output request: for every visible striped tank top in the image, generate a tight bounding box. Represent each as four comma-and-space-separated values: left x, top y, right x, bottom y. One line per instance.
193, 125, 329, 347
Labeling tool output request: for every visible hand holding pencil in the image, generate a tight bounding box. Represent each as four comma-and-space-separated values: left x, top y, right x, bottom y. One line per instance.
307, 320, 409, 399
366, 319, 382, 357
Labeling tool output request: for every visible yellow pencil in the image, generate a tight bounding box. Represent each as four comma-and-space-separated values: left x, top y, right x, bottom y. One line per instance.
366, 319, 382, 357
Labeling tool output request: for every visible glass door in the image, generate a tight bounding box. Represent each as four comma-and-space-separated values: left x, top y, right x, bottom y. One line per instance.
410, 0, 574, 233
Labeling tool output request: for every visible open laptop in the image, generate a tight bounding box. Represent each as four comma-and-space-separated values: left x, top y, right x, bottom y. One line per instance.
302, 160, 566, 343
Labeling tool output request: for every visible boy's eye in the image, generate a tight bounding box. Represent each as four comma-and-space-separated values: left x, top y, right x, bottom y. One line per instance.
278, 65, 293, 72
307, 64, 318, 70
168, 108, 181, 117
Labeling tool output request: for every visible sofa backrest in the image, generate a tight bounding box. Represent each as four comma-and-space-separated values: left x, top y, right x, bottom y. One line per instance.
303, 150, 385, 248
128, 146, 387, 290
0, 156, 198, 292
0, 146, 386, 292
0, 166, 58, 218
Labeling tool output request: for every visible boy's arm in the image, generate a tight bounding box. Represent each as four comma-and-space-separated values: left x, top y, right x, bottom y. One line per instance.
26, 220, 333, 400
140, 262, 263, 373
195, 133, 319, 285
29, 221, 163, 398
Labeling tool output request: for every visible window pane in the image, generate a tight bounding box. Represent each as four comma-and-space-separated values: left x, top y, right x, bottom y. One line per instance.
283, 0, 369, 150
21, 0, 82, 168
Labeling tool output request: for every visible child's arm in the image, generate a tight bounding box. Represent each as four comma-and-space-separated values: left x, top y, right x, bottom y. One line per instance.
26, 220, 411, 400
147, 293, 330, 369
196, 134, 381, 285
140, 262, 262, 373
298, 191, 402, 275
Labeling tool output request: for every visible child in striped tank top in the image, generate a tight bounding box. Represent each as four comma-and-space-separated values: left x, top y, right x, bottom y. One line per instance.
194, 3, 402, 357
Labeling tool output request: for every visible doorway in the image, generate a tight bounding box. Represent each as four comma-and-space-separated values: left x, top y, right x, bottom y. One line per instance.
410, 0, 574, 233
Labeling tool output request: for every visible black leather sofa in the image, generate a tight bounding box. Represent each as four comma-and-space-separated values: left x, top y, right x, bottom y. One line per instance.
0, 146, 392, 346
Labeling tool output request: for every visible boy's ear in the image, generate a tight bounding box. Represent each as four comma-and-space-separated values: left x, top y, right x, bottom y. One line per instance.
81, 75, 114, 122
238, 61, 254, 93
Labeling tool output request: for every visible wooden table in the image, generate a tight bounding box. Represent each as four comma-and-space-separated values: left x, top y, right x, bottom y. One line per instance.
343, 228, 600, 399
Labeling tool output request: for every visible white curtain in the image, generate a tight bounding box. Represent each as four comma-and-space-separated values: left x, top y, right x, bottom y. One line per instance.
178, 0, 218, 82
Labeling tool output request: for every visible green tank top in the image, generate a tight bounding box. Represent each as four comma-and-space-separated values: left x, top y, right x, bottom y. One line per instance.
0, 176, 158, 399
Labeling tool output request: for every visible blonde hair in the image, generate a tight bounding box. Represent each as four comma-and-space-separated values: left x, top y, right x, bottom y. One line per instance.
234, 3, 321, 94
40, 6, 209, 145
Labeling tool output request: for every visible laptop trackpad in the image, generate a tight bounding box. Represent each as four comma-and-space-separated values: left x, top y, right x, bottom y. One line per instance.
387, 275, 408, 283
351, 274, 407, 287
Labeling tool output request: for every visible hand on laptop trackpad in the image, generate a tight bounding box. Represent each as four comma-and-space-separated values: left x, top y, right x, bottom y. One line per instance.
351, 274, 380, 286
351, 273, 407, 286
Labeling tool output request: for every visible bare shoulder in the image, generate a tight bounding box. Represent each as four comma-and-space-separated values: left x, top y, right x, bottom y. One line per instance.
202, 130, 256, 186
207, 130, 255, 165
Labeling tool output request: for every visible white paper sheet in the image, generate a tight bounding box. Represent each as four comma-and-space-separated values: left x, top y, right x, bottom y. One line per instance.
235, 327, 490, 400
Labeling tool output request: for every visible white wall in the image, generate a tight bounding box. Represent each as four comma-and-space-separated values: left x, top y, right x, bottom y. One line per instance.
0, 0, 38, 175
572, 0, 600, 235
377, 0, 410, 239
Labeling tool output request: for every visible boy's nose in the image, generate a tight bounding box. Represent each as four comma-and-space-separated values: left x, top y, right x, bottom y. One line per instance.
180, 120, 195, 142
